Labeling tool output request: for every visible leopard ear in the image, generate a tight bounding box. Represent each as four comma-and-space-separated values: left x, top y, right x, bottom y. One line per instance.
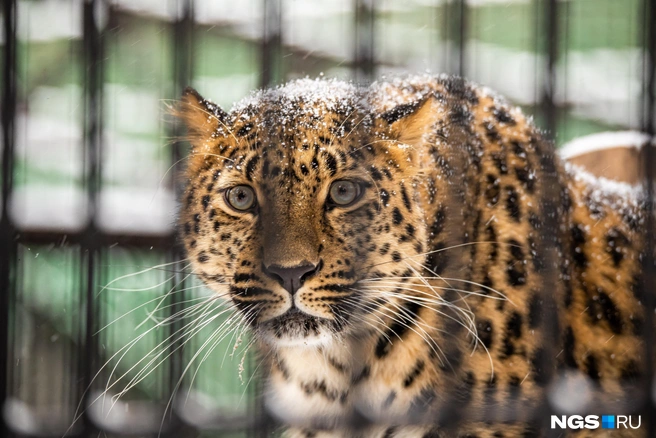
379, 95, 439, 148
174, 87, 228, 142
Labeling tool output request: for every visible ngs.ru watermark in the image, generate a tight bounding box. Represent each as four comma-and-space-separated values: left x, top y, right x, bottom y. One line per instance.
551, 415, 641, 430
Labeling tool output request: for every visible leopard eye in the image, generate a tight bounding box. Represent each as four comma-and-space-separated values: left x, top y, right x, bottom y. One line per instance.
328, 180, 361, 206
226, 185, 256, 211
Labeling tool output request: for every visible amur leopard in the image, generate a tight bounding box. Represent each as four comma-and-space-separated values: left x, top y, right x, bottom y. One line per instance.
175, 75, 649, 437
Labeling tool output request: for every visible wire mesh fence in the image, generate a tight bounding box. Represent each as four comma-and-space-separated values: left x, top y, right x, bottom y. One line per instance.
0, 0, 654, 437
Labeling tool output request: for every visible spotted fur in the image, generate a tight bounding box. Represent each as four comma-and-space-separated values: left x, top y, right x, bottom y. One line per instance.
175, 76, 647, 437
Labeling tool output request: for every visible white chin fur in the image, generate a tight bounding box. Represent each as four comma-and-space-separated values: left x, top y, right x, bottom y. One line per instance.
260, 327, 335, 349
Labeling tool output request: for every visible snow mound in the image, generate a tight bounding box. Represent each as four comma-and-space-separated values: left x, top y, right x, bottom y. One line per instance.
565, 163, 645, 204
230, 77, 359, 115
560, 131, 652, 160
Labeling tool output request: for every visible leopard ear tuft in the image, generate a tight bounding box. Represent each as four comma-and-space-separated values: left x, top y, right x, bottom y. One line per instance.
379, 95, 439, 147
173, 87, 228, 142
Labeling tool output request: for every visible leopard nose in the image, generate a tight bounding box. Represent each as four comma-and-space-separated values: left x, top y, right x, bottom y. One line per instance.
263, 262, 319, 295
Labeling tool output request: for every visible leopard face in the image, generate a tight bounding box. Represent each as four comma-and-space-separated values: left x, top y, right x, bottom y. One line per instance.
177, 80, 432, 348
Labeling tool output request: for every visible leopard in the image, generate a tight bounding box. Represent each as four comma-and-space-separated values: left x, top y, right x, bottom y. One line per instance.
174, 74, 650, 437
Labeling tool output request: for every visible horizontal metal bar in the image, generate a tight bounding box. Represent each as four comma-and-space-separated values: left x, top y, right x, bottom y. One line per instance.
14, 230, 176, 249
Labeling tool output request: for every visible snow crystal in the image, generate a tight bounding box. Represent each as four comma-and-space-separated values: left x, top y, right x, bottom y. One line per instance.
565, 162, 644, 200
369, 73, 447, 111
230, 77, 359, 116
565, 162, 645, 225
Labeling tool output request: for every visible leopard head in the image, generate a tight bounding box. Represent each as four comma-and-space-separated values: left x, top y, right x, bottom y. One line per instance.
176, 79, 442, 348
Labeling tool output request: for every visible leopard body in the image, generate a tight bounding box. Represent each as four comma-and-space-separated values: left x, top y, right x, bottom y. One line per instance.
176, 75, 647, 437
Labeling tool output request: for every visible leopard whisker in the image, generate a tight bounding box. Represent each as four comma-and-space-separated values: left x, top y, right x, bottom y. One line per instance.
338, 113, 369, 144
347, 138, 416, 158
168, 98, 243, 148
369, 295, 449, 367
362, 275, 513, 304
97, 261, 192, 297
220, 310, 256, 368
431, 277, 515, 306
354, 287, 475, 339
357, 283, 477, 339
175, 308, 252, 414
358, 280, 507, 302
327, 107, 364, 148
70, 298, 232, 433
371, 288, 494, 377
236, 336, 262, 406
95, 292, 222, 335
381, 258, 478, 343
401, 260, 491, 367
99, 265, 193, 275
364, 240, 521, 271
134, 270, 197, 330
109, 301, 236, 408
341, 296, 395, 344
106, 297, 228, 394
140, 291, 230, 328
345, 292, 449, 366
107, 299, 226, 396
370, 291, 479, 371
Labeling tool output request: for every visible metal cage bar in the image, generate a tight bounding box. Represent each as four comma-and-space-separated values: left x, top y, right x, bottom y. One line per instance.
168, 0, 195, 434
540, 1, 562, 436
353, 0, 376, 83
542, 0, 559, 136
79, 0, 106, 433
640, 0, 656, 436
443, 0, 468, 77
261, 0, 283, 87
0, 0, 17, 437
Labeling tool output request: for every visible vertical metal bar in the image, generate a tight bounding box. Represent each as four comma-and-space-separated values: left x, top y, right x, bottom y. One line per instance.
442, 0, 449, 73
442, 0, 466, 77
0, 1, 17, 437
353, 0, 375, 83
80, 0, 105, 433
350, 0, 376, 427
456, 0, 467, 77
258, 1, 284, 434
532, 0, 541, 106
83, 0, 104, 223
643, 0, 655, 138
640, 0, 655, 434
167, 0, 194, 434
261, 0, 283, 88
542, 0, 559, 136
538, 1, 561, 436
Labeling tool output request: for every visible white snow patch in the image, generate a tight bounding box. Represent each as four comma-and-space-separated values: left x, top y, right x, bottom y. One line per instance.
369, 73, 452, 110
565, 162, 644, 202
560, 131, 653, 160
231, 77, 358, 115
